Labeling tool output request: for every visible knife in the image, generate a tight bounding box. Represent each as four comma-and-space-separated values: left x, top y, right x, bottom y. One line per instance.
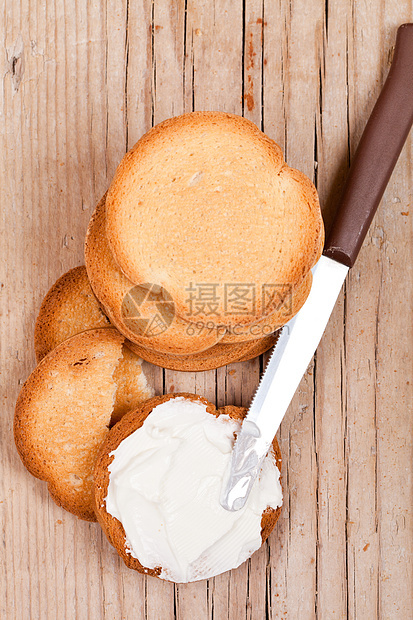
221, 23, 413, 512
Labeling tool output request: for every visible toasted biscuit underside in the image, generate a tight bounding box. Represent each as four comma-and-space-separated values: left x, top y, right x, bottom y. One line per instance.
14, 329, 154, 522
34, 266, 111, 362
126, 331, 279, 372
106, 111, 324, 327
94, 393, 282, 578
85, 195, 225, 356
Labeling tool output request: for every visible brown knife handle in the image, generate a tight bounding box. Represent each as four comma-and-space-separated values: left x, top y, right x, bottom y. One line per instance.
323, 23, 413, 268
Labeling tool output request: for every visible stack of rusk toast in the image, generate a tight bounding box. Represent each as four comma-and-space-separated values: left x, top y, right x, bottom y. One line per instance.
14, 112, 323, 536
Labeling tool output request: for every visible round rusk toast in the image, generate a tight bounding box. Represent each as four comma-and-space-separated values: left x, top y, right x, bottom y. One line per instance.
85, 194, 313, 356
34, 266, 110, 362
85, 195, 225, 356
14, 328, 154, 521
126, 332, 279, 372
33, 267, 153, 424
105, 112, 324, 327
94, 393, 282, 581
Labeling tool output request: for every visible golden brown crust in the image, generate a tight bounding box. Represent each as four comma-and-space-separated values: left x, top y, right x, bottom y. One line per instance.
33, 263, 154, 431
105, 111, 324, 326
34, 266, 111, 362
126, 331, 279, 371
85, 194, 225, 355
94, 393, 282, 579
15, 328, 125, 521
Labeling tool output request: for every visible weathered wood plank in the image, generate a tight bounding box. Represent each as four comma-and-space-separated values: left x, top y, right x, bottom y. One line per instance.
186, 0, 243, 114
263, 1, 324, 618
355, 5, 413, 620
0, 1, 412, 619
125, 0, 153, 150
345, 10, 394, 620
314, 2, 350, 618
375, 8, 413, 619
375, 143, 413, 619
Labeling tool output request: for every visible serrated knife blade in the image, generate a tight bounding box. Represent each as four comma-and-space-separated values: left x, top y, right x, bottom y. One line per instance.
221, 23, 413, 511
220, 256, 348, 511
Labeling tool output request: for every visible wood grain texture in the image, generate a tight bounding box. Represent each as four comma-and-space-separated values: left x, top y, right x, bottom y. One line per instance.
1, 1, 412, 619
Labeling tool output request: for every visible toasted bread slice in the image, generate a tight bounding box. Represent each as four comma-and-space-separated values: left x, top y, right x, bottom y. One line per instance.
14, 329, 154, 521
106, 112, 324, 327
85, 195, 225, 356
34, 266, 110, 362
94, 393, 282, 579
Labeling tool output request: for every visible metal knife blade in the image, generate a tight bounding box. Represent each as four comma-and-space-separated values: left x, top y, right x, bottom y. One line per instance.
220, 256, 348, 511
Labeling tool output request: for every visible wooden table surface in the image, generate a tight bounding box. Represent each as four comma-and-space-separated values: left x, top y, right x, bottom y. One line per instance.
1, 1, 412, 618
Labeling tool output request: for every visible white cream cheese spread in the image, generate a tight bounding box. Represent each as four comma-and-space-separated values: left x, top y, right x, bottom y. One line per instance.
105, 396, 283, 583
